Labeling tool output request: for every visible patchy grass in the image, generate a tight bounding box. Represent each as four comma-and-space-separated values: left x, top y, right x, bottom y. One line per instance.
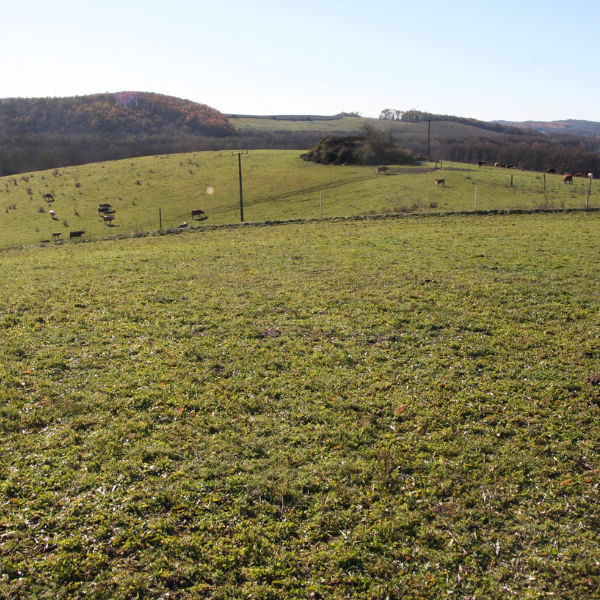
0, 151, 597, 248
1, 212, 600, 598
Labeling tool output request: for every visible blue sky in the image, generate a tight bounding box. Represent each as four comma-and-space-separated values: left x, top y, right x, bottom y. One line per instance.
2, 0, 598, 122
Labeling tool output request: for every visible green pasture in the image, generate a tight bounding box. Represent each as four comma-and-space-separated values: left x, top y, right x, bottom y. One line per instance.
226, 116, 370, 134
1, 212, 600, 598
0, 150, 597, 249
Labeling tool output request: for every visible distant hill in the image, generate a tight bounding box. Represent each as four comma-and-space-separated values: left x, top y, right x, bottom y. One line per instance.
495, 119, 600, 139
1, 94, 599, 177
229, 110, 600, 175
0, 92, 237, 175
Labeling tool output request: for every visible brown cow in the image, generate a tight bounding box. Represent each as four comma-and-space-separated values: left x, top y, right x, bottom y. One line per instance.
563, 174, 573, 184
376, 166, 389, 174
435, 179, 445, 186
103, 215, 115, 224
52, 232, 61, 240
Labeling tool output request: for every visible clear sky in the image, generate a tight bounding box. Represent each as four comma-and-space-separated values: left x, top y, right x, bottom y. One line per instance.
2, 0, 598, 122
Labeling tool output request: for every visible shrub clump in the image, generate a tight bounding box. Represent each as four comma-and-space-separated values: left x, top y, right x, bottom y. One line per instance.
301, 134, 417, 167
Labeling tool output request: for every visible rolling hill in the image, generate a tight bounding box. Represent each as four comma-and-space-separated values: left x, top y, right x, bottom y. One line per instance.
495, 119, 600, 139
0, 151, 598, 249
0, 92, 236, 176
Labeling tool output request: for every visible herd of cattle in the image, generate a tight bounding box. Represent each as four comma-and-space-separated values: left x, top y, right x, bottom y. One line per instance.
40, 195, 207, 243
376, 160, 594, 189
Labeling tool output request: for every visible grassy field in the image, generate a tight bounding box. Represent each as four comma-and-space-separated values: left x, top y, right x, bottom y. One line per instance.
0, 150, 597, 248
1, 211, 600, 598
226, 116, 371, 134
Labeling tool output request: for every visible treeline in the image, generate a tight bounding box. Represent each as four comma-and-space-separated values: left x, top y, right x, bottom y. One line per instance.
377, 110, 600, 173
0, 92, 236, 175
379, 108, 537, 136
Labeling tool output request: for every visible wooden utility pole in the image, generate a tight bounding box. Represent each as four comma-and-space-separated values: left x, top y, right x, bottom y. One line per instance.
233, 151, 248, 222
427, 120, 431, 157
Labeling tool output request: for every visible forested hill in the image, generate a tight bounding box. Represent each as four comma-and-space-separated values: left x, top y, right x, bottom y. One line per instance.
0, 92, 237, 175
494, 119, 600, 139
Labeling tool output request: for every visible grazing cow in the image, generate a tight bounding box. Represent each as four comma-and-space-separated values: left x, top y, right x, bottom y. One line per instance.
191, 209, 205, 218
576, 172, 585, 177
477, 161, 487, 167
376, 166, 389, 174
52, 232, 61, 240
43, 193, 54, 202
563, 174, 573, 184
547, 168, 556, 174
494, 162, 501, 167
103, 215, 115, 224
178, 222, 189, 229
49, 210, 56, 217
70, 231, 85, 238
506, 164, 515, 169
435, 179, 445, 186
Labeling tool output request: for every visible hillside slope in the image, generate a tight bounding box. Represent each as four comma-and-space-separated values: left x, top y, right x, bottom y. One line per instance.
1, 151, 598, 249
495, 119, 600, 139
0, 92, 236, 175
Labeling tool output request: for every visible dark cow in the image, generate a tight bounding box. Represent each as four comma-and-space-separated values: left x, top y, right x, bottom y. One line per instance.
435, 179, 445, 186
546, 168, 556, 174
52, 232, 61, 240
99, 203, 112, 208
70, 231, 85, 238
477, 161, 487, 167
191, 209, 205, 218
43, 193, 55, 202
563, 174, 573, 184
376, 166, 389, 174
103, 215, 115, 224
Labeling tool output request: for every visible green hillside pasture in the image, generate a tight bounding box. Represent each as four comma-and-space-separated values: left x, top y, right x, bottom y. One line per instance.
1, 213, 600, 598
0, 151, 597, 248
226, 116, 372, 134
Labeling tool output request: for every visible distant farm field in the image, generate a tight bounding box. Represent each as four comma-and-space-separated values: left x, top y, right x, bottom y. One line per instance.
1, 212, 600, 598
0, 150, 597, 248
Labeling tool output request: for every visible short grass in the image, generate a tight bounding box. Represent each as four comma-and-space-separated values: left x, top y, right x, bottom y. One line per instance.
0, 150, 596, 249
1, 212, 600, 598
226, 116, 371, 134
